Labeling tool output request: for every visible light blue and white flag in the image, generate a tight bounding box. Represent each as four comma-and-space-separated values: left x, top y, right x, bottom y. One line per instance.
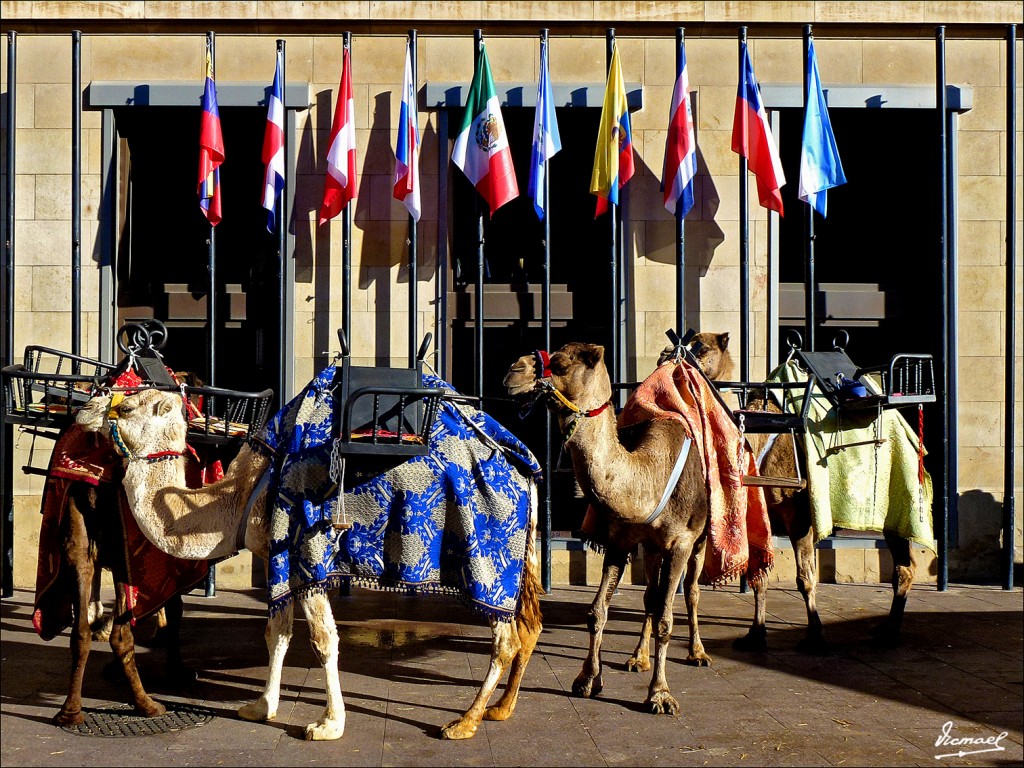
799, 39, 846, 217
528, 38, 561, 220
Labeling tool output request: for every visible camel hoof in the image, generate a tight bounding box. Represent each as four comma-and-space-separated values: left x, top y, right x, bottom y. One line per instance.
304, 718, 345, 741
571, 674, 603, 698
440, 718, 479, 740
483, 705, 512, 722
90, 615, 113, 643
795, 636, 829, 655
685, 652, 713, 667
645, 691, 679, 715
625, 656, 651, 673
54, 709, 85, 727
733, 629, 768, 652
237, 700, 276, 723
135, 699, 166, 719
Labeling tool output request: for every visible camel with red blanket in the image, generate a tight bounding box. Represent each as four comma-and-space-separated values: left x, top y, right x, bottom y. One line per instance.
503, 342, 772, 715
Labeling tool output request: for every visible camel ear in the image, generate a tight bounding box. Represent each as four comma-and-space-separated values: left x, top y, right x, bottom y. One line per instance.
155, 396, 178, 417
717, 332, 730, 351
580, 344, 604, 369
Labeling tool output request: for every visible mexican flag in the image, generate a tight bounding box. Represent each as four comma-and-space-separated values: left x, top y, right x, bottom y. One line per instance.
452, 44, 519, 214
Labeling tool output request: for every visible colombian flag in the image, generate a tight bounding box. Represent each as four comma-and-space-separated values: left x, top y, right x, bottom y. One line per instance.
198, 49, 224, 225
590, 42, 634, 217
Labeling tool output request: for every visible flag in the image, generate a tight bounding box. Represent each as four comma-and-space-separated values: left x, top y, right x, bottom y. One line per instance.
451, 42, 519, 215
527, 38, 561, 220
798, 39, 846, 217
198, 48, 224, 225
590, 42, 634, 217
393, 40, 421, 221
261, 49, 285, 232
732, 41, 785, 215
319, 46, 358, 225
662, 41, 697, 218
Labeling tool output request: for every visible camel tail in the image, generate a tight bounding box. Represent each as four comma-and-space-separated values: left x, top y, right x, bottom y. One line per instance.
517, 481, 543, 636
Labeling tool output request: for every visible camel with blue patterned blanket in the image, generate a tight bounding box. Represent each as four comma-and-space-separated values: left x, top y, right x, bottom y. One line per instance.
74, 367, 543, 742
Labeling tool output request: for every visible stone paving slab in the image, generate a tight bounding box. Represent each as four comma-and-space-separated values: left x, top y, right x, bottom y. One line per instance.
1, 581, 1021, 767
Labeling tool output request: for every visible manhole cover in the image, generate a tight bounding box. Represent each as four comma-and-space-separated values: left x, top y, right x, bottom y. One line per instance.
60, 702, 216, 737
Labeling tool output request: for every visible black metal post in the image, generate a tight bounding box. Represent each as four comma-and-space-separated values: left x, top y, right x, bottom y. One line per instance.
277, 39, 287, 408
2, 30, 16, 598
205, 30, 218, 598
437, 106, 449, 379
803, 25, 816, 353
474, 29, 485, 400
738, 27, 749, 380
675, 27, 686, 336
343, 32, 353, 346
540, 28, 553, 594
936, 27, 949, 592
71, 30, 82, 357
408, 29, 419, 366
1004, 24, 1017, 590
606, 29, 621, 403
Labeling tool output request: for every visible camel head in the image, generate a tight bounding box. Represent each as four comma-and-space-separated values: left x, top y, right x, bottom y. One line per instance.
658, 332, 734, 381
77, 388, 188, 461
504, 342, 611, 416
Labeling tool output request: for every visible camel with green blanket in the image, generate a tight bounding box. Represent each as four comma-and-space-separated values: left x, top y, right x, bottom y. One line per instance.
686, 332, 934, 651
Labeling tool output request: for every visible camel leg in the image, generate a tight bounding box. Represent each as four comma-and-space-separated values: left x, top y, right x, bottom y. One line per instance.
299, 592, 345, 741
572, 549, 628, 699
482, 559, 543, 724
626, 551, 660, 673
55, 512, 95, 727
682, 536, 712, 667
441, 618, 520, 740
238, 600, 293, 726
155, 594, 196, 684
733, 572, 769, 652
644, 541, 693, 715
88, 567, 109, 641
792, 515, 827, 654
107, 582, 167, 718
872, 531, 916, 645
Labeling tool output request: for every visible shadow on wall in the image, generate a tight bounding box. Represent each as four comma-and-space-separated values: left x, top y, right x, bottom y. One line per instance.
951, 489, 1010, 583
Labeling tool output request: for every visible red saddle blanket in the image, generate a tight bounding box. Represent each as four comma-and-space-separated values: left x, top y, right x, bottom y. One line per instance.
32, 425, 215, 640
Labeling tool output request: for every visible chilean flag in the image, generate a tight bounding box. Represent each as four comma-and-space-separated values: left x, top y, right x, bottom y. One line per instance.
393, 41, 420, 221
198, 50, 224, 225
662, 41, 697, 218
319, 46, 358, 225
732, 41, 785, 215
261, 50, 285, 232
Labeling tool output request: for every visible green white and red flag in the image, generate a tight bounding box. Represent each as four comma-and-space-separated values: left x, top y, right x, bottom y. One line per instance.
451, 42, 518, 215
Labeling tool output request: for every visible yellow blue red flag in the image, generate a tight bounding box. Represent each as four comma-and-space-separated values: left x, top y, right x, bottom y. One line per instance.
590, 42, 634, 217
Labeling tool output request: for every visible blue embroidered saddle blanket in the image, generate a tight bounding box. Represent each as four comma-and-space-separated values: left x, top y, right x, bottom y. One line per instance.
260, 364, 541, 622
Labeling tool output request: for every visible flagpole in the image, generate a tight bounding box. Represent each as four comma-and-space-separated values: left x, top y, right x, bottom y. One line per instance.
2, 30, 16, 598
737, 26, 749, 382
540, 28, 553, 594
606, 28, 621, 405
342, 32, 353, 347
473, 28, 485, 401
936, 26, 950, 592
1003, 23, 1017, 591
277, 39, 287, 405
205, 29, 217, 598
408, 29, 419, 366
675, 27, 686, 337
803, 25, 816, 352
71, 30, 82, 357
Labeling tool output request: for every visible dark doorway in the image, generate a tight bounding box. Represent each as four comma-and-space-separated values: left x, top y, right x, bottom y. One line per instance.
777, 106, 945, 520
449, 106, 609, 532
114, 105, 281, 408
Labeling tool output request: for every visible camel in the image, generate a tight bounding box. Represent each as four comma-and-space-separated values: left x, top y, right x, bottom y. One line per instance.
503, 342, 714, 715
74, 384, 543, 742
669, 331, 919, 651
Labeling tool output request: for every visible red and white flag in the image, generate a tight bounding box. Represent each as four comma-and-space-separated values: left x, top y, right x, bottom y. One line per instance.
319, 47, 358, 225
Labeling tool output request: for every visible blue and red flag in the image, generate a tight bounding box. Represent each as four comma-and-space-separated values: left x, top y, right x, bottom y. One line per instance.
662, 41, 697, 218
393, 40, 420, 221
261, 49, 285, 232
590, 42, 634, 217
732, 41, 785, 216
198, 48, 224, 225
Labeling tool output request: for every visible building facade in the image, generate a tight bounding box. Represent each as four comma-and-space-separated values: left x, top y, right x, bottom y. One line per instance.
1, 1, 1021, 590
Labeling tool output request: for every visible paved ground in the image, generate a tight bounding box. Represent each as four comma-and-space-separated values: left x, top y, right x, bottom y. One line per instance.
1, 580, 1021, 767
